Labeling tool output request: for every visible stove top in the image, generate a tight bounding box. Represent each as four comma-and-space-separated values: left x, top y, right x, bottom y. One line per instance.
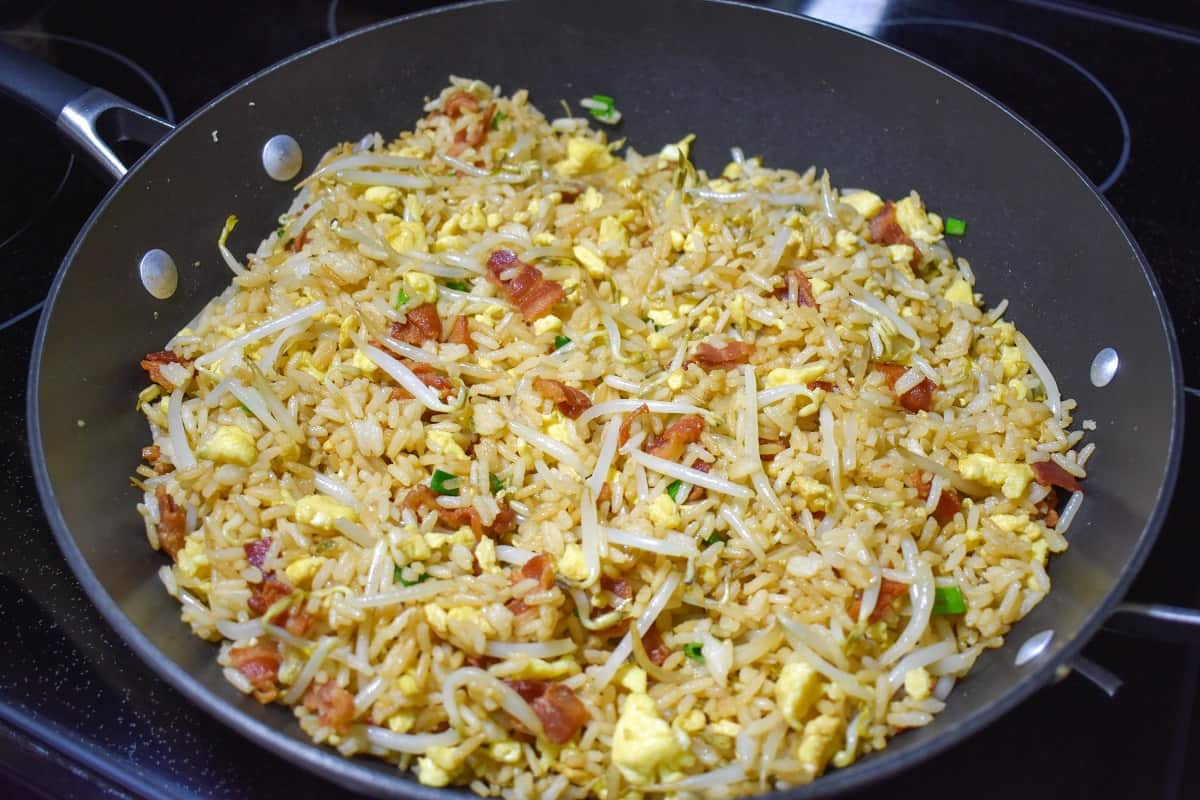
1, 1, 1197, 798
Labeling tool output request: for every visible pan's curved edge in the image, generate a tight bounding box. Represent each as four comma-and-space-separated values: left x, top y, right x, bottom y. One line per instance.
25, 0, 1186, 798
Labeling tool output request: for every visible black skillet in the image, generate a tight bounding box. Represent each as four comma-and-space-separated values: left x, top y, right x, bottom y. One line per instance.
1, 0, 1193, 797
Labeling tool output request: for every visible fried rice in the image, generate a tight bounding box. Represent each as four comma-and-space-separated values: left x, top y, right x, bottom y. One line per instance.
134, 77, 1092, 799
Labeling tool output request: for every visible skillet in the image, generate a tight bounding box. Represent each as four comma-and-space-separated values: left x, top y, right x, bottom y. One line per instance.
0, 1, 1190, 796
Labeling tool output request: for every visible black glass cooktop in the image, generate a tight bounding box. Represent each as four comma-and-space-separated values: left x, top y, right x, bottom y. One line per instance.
1, 1, 1198, 798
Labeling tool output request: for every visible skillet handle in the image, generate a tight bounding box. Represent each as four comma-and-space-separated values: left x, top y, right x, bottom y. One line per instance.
1103, 603, 1200, 645
0, 41, 173, 182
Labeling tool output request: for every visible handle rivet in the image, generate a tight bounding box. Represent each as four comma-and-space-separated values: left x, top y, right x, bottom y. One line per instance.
1015, 629, 1054, 666
1090, 347, 1119, 387
262, 134, 302, 181
139, 249, 177, 299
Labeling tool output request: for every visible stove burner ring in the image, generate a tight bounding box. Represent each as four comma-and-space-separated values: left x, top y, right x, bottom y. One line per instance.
879, 18, 1130, 193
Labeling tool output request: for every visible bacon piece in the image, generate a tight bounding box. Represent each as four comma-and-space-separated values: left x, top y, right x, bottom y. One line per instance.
388, 360, 455, 401
243, 537, 272, 569
142, 444, 172, 474
447, 315, 474, 351
932, 489, 962, 526
808, 380, 836, 393
867, 201, 920, 269
848, 578, 910, 623
443, 90, 481, 118
911, 471, 961, 527
401, 485, 439, 515
872, 361, 936, 412
390, 303, 442, 346
282, 605, 316, 637
505, 679, 547, 703
686, 459, 712, 502
154, 485, 186, 559
303, 681, 356, 734
505, 598, 530, 616
290, 227, 309, 253
491, 502, 518, 537
1036, 489, 1060, 528
1031, 461, 1083, 493
485, 249, 565, 321
530, 683, 590, 744
771, 269, 818, 309
646, 414, 705, 462
247, 573, 293, 617
140, 350, 187, 390
641, 625, 671, 667
619, 403, 650, 447
533, 377, 592, 420
512, 553, 555, 591
601, 576, 632, 601
690, 341, 755, 371
229, 641, 281, 702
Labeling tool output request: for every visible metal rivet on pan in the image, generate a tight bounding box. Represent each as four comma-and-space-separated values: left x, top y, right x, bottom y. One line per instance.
262, 134, 303, 181
139, 248, 178, 299
1090, 347, 1119, 387
1014, 629, 1054, 666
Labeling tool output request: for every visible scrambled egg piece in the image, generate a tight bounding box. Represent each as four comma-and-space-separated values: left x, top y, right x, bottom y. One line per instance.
425, 429, 467, 461
991, 513, 1032, 533
577, 186, 604, 211
656, 134, 695, 167
472, 304, 507, 328
504, 657, 580, 680
647, 494, 683, 529
532, 314, 562, 335
647, 308, 677, 327
887, 244, 915, 265
1000, 345, 1026, 379
647, 332, 671, 351
573, 243, 608, 277
489, 741, 522, 764
666, 369, 686, 391
612, 692, 692, 786
424, 603, 495, 641
196, 425, 257, 466
424, 527, 476, 551
834, 229, 858, 256
944, 278, 975, 305
904, 667, 932, 700
384, 217, 427, 253
811, 277, 831, 296
959, 454, 1034, 499
543, 412, 575, 446
776, 662, 824, 730
416, 745, 467, 788
350, 349, 377, 373
386, 711, 416, 733
841, 190, 884, 218
475, 536, 500, 574
557, 543, 589, 582
403, 271, 439, 305
993, 320, 1017, 345
674, 709, 707, 734
1031, 539, 1049, 565
894, 193, 944, 244
294, 495, 358, 530
764, 362, 826, 388
284, 555, 323, 587
598, 217, 628, 253
555, 137, 614, 177
177, 536, 209, 580
396, 526, 432, 562
798, 714, 843, 775
788, 475, 832, 512
363, 185, 400, 209
729, 294, 748, 327
669, 230, 686, 251
136, 384, 161, 410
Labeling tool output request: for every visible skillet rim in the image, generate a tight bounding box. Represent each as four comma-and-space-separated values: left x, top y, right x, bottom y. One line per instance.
25, 1, 1185, 797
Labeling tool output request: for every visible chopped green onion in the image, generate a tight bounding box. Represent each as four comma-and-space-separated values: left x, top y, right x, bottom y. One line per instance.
395, 287, 410, 308
430, 469, 460, 497
944, 217, 967, 236
491, 111, 505, 130
394, 564, 431, 587
703, 533, 727, 548
239, 402, 251, 412
445, 279, 470, 292
281, 238, 293, 250
553, 334, 571, 350
666, 480, 683, 502
489, 473, 504, 494
683, 642, 705, 662
932, 585, 967, 615
592, 94, 614, 107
